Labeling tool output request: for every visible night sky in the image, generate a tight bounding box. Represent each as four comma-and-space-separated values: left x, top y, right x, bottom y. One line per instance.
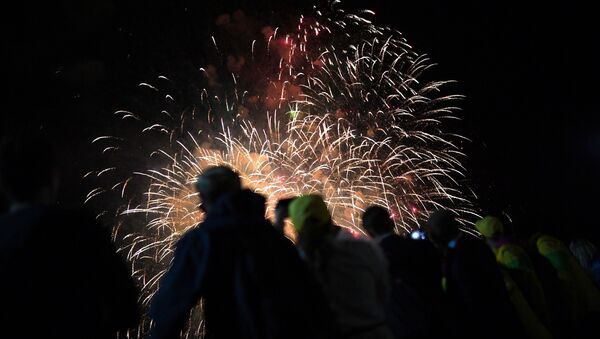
2, 1, 598, 241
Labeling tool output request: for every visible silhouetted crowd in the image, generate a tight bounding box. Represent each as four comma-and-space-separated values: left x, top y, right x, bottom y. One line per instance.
1, 135, 599, 339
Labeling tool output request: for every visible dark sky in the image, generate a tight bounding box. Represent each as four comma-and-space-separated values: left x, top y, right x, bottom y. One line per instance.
2, 1, 598, 240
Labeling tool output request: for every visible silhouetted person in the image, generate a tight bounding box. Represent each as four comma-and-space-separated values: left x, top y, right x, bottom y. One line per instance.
512, 216, 571, 338
289, 195, 393, 339
0, 134, 139, 338
532, 233, 600, 338
570, 238, 600, 289
149, 166, 329, 339
362, 206, 443, 339
423, 210, 525, 339
475, 216, 552, 339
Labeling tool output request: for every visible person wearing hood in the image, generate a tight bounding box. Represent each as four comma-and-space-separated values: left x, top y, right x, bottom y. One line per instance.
288, 195, 393, 339
149, 166, 330, 339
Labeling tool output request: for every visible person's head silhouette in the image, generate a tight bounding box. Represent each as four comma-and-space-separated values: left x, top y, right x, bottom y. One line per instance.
195, 165, 241, 213
362, 205, 395, 238
424, 210, 459, 250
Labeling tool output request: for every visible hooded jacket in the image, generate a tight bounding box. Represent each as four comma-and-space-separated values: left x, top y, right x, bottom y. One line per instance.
149, 190, 329, 339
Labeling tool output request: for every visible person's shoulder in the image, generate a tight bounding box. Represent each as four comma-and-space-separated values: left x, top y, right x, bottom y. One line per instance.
176, 224, 206, 244
177, 222, 228, 254
377, 233, 408, 253
409, 236, 439, 256
336, 230, 385, 260
334, 231, 371, 252
380, 233, 408, 246
333, 227, 367, 241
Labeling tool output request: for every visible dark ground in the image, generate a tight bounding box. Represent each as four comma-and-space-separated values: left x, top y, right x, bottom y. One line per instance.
2, 0, 598, 242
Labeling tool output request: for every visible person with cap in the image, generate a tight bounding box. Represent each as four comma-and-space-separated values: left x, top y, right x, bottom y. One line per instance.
149, 167, 330, 339
423, 210, 526, 339
288, 195, 393, 339
475, 216, 553, 339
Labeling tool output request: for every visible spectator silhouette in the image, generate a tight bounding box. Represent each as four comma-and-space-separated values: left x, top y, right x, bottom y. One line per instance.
569, 238, 600, 289
289, 195, 393, 339
423, 210, 525, 339
0, 133, 139, 338
512, 216, 571, 337
475, 216, 553, 339
362, 205, 443, 339
149, 166, 330, 339
532, 232, 600, 338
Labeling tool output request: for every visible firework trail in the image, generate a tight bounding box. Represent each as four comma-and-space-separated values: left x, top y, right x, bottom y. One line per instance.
88, 1, 477, 336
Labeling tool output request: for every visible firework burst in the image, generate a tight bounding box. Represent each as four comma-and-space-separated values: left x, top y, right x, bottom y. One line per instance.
88, 1, 477, 336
